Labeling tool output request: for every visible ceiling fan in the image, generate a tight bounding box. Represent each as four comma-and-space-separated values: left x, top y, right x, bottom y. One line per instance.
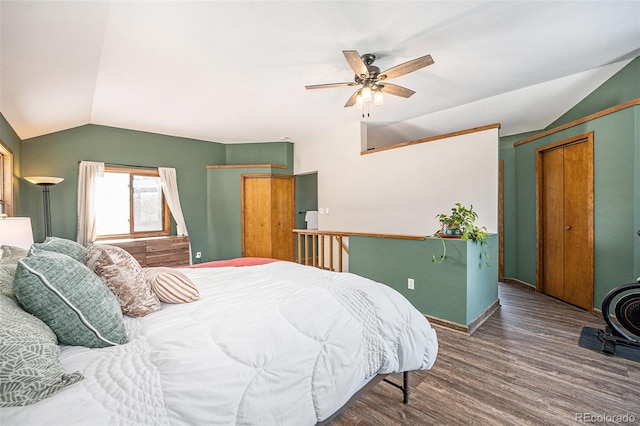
305, 50, 434, 115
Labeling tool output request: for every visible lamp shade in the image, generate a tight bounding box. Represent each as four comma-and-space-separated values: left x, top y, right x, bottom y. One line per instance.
0, 217, 34, 249
24, 176, 64, 186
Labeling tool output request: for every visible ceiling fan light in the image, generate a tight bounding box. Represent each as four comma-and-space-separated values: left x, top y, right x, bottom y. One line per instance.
373, 90, 384, 106
356, 94, 364, 109
361, 86, 372, 102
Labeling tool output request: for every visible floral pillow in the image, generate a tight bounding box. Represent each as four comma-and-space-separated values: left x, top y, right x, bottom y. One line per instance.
1, 245, 30, 264
0, 245, 30, 301
0, 295, 84, 407
86, 244, 161, 317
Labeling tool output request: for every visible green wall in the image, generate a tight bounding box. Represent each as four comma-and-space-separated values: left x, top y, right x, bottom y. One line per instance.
499, 131, 537, 278
349, 235, 498, 326
549, 58, 640, 128
513, 110, 638, 303
226, 142, 293, 174
294, 172, 318, 230
19, 123, 292, 263
206, 164, 294, 261
501, 57, 640, 309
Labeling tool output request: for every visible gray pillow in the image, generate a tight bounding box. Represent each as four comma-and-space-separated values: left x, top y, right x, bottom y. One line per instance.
1, 245, 29, 264
0, 295, 84, 407
13, 251, 127, 348
0, 264, 18, 301
0, 245, 29, 301
32, 237, 87, 263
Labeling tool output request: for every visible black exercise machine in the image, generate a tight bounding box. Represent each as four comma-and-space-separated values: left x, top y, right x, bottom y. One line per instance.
597, 278, 640, 355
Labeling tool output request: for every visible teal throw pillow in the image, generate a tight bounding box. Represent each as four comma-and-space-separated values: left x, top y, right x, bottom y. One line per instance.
13, 251, 127, 348
32, 236, 87, 263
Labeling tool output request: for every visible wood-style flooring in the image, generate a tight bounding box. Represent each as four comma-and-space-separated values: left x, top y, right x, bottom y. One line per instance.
327, 282, 640, 425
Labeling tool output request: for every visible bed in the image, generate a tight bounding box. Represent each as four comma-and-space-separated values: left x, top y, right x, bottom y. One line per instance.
0, 238, 438, 425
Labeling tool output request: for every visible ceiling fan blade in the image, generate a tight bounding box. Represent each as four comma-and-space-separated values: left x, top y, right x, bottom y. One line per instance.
379, 54, 434, 80
343, 50, 369, 78
305, 82, 357, 90
380, 83, 416, 98
344, 89, 360, 107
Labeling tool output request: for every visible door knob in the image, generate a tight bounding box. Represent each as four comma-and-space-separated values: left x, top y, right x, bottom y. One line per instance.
566, 225, 572, 230
637, 229, 640, 237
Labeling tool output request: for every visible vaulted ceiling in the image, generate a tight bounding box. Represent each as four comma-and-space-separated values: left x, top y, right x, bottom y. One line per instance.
1, 1, 639, 144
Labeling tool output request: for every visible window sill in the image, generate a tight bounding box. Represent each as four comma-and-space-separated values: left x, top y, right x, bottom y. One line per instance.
96, 235, 178, 244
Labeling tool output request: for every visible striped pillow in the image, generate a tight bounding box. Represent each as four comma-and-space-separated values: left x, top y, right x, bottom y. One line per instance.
143, 267, 199, 304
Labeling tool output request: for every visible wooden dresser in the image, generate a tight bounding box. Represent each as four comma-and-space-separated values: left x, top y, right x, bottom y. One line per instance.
100, 236, 190, 267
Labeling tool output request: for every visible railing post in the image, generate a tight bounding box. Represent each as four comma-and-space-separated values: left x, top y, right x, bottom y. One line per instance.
312, 234, 317, 267
304, 233, 310, 265
337, 235, 343, 272
329, 236, 334, 271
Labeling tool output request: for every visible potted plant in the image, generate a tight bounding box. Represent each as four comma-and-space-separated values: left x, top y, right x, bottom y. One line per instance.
431, 203, 492, 265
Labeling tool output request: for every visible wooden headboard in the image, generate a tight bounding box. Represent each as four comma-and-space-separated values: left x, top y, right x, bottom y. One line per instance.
101, 236, 190, 267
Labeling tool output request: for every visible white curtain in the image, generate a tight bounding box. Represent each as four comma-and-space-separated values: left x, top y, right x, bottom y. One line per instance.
159, 167, 192, 264
76, 161, 104, 246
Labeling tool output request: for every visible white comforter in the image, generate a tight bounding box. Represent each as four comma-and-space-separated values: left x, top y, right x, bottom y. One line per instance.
1, 261, 438, 426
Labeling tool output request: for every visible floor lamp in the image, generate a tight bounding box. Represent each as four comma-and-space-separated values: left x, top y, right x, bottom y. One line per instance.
24, 176, 64, 238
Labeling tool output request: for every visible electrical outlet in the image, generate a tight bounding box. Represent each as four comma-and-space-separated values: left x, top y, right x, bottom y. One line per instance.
195, 251, 202, 259
408, 278, 415, 290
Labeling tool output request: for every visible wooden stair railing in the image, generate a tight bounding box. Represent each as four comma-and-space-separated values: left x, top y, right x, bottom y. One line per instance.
293, 229, 426, 273
293, 229, 350, 272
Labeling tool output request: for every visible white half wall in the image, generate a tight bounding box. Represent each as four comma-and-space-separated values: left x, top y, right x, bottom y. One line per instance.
294, 123, 499, 236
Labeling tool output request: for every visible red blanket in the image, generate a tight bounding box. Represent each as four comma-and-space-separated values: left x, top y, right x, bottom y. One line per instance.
187, 257, 278, 268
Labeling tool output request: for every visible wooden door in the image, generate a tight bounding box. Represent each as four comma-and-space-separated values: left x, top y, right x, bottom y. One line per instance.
242, 174, 295, 261
269, 176, 295, 260
542, 148, 565, 301
243, 176, 273, 258
538, 133, 594, 310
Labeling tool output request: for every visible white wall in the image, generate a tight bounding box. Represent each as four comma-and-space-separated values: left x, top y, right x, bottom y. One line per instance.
294, 122, 499, 236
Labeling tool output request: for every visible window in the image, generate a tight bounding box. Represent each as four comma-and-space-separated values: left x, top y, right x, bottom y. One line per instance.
95, 167, 170, 239
0, 140, 13, 216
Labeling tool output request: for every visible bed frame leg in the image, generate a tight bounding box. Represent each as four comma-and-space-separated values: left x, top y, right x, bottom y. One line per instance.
402, 371, 410, 404
383, 371, 411, 404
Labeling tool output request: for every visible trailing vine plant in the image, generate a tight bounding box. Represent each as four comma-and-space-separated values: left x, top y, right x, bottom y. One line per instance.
431, 203, 492, 266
